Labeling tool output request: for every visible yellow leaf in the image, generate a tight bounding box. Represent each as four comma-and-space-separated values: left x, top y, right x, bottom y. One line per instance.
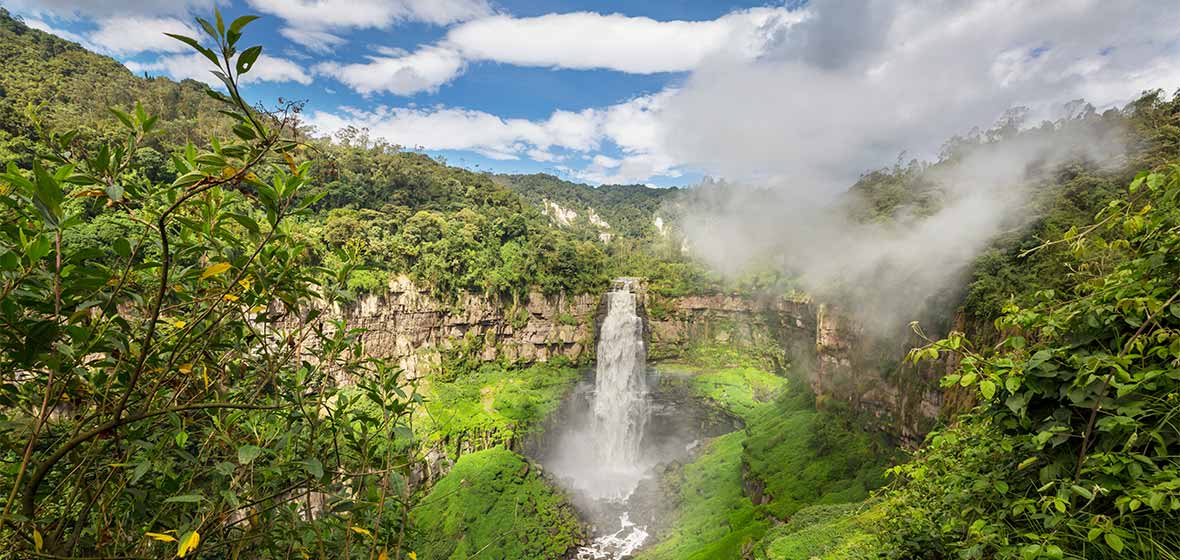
146, 532, 177, 543
350, 526, 372, 538
409, 552, 417, 560
179, 363, 193, 374
33, 529, 43, 552
177, 530, 200, 558
222, 293, 239, 302
202, 371, 211, 389
200, 262, 232, 281
249, 305, 267, 313
377, 549, 388, 560
283, 151, 298, 173
237, 277, 252, 290
173, 320, 187, 329
222, 166, 238, 178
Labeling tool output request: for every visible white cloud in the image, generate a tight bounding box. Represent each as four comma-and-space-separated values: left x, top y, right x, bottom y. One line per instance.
23, 18, 102, 51
280, 27, 347, 53
445, 8, 801, 74
315, 6, 802, 96
89, 17, 200, 55
5, 0, 212, 18
303, 93, 683, 183
125, 52, 312, 86
658, 0, 1180, 191
246, 0, 492, 29
314, 46, 465, 95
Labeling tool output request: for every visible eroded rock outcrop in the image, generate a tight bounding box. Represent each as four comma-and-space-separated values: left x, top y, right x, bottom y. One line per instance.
334, 276, 598, 379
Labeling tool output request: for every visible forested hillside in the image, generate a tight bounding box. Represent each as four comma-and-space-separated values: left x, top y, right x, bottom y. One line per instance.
0, 7, 699, 303
1, 5, 1178, 560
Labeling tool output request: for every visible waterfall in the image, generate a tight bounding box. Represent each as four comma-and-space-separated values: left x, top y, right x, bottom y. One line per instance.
592, 281, 650, 468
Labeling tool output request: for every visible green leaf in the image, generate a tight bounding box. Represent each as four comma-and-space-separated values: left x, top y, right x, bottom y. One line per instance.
31, 160, 64, 228
227, 213, 260, 235
1104, 533, 1124, 553
980, 379, 996, 400
164, 33, 219, 66
109, 107, 134, 129
959, 372, 978, 387
237, 445, 263, 464
163, 494, 202, 503
1071, 484, 1093, 500
236, 45, 262, 75
301, 458, 324, 480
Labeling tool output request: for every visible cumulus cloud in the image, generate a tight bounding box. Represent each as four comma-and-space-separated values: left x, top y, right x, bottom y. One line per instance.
659, 0, 1180, 192
247, 0, 492, 29
304, 93, 681, 182
279, 27, 347, 53
314, 46, 465, 95
250, 0, 491, 55
4, 0, 212, 19
125, 52, 312, 86
22, 18, 102, 51
89, 17, 200, 55
445, 8, 801, 73
315, 6, 802, 96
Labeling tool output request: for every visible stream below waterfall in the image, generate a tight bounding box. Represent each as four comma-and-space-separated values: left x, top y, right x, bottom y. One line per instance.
526, 280, 740, 559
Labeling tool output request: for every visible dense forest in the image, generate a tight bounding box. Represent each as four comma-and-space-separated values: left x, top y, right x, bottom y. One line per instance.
1, 6, 1178, 560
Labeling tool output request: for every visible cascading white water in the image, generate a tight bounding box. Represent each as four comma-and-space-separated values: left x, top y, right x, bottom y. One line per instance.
591, 282, 650, 468
538, 279, 655, 559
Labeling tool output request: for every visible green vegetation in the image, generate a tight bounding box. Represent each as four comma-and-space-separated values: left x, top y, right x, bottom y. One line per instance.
881, 165, 1180, 558
641, 358, 894, 559
754, 502, 885, 560
418, 363, 581, 448
497, 173, 679, 241
638, 432, 770, 560
744, 392, 893, 519
408, 448, 583, 560
0, 14, 422, 559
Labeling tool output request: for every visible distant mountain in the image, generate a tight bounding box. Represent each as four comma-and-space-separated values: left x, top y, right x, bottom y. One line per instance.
495, 173, 681, 242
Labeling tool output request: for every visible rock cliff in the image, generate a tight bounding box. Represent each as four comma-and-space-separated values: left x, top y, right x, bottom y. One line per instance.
332, 277, 960, 446
334, 276, 598, 379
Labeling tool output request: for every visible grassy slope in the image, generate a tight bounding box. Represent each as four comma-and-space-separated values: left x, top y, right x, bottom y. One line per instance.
408, 447, 583, 560
638, 361, 893, 559
416, 363, 580, 448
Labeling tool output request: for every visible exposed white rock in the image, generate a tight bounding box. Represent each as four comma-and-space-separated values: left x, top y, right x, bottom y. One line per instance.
541, 198, 578, 227
587, 207, 611, 229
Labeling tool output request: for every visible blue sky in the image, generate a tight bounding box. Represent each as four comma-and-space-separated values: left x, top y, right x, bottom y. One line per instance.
8, 0, 1180, 192
11, 0, 808, 187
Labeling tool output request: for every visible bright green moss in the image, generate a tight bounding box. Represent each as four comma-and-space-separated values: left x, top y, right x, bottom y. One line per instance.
408, 448, 583, 560
418, 363, 580, 447
742, 392, 892, 519
635, 432, 769, 560
685, 365, 787, 420
755, 502, 886, 560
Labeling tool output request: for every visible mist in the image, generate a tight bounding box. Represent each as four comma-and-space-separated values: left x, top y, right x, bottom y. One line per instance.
656, 0, 1173, 332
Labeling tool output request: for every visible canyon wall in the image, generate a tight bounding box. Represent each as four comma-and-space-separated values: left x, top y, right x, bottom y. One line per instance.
333, 276, 599, 379
333, 277, 960, 446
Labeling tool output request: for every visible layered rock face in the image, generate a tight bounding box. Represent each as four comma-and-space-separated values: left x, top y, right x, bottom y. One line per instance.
335, 276, 598, 379
643, 293, 815, 369
332, 277, 957, 445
